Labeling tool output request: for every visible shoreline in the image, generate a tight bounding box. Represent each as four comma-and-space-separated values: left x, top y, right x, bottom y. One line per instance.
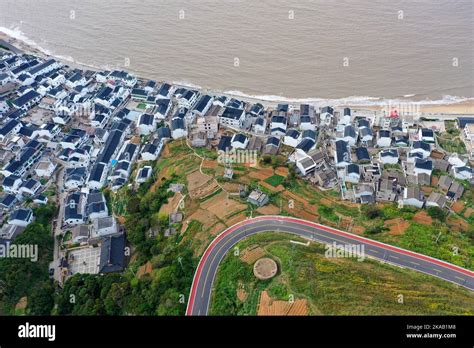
1, 31, 473, 115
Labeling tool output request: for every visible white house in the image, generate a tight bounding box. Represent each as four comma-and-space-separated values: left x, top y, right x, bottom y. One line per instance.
299, 115, 315, 131
377, 130, 392, 147
254, 117, 267, 134
220, 107, 245, 129
410, 141, 431, 159
447, 154, 466, 168
171, 118, 188, 139
337, 125, 358, 147
338, 108, 351, 126
8, 208, 34, 227
292, 149, 316, 176
47, 72, 66, 87
413, 158, 433, 176
192, 95, 213, 117
320, 106, 334, 126
344, 164, 361, 183
65, 167, 87, 190
379, 149, 399, 165
36, 123, 61, 140
156, 83, 174, 99
19, 179, 41, 196
334, 140, 351, 168
154, 99, 172, 120
29, 59, 61, 78
452, 166, 473, 180
271, 116, 287, 136
86, 191, 109, 221
426, 192, 446, 208
136, 166, 152, 184
402, 187, 424, 208
419, 128, 435, 143
87, 163, 107, 190
66, 72, 87, 89
64, 192, 85, 226
91, 216, 119, 238
283, 129, 300, 148
140, 141, 163, 161
138, 113, 156, 136
0, 119, 22, 141
177, 89, 199, 109
2, 175, 22, 194
0, 73, 11, 86
231, 133, 249, 150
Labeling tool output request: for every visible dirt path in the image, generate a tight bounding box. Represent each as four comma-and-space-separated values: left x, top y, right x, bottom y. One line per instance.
185, 140, 240, 197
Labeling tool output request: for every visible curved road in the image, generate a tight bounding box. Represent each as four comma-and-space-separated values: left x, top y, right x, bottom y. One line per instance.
186, 216, 474, 315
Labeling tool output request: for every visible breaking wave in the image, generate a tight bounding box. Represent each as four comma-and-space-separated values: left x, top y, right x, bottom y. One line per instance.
1, 26, 473, 107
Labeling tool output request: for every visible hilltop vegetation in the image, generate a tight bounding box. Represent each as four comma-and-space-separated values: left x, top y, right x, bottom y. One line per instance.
211, 233, 474, 315
54, 174, 197, 315
0, 204, 56, 315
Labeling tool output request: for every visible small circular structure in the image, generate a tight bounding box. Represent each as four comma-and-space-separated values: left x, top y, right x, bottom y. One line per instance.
253, 258, 278, 280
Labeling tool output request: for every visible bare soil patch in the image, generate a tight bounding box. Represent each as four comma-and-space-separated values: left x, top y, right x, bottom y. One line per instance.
187, 170, 213, 193
292, 209, 319, 222
187, 209, 219, 230
413, 211, 433, 225
463, 208, 474, 218
220, 182, 241, 193
137, 261, 153, 279
225, 213, 248, 227
257, 291, 308, 316
240, 245, 266, 264
248, 167, 273, 181
351, 225, 366, 234
275, 166, 289, 177
447, 216, 470, 232
385, 218, 410, 235
186, 169, 219, 199
200, 191, 246, 220
236, 282, 248, 302
202, 159, 218, 169
159, 192, 183, 215
256, 204, 280, 215
209, 222, 227, 236
452, 201, 465, 214
15, 297, 28, 311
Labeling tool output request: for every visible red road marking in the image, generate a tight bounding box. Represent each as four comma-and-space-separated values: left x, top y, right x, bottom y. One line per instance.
186, 216, 473, 315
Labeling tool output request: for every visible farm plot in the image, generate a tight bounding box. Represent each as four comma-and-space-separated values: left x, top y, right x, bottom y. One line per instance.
200, 191, 247, 221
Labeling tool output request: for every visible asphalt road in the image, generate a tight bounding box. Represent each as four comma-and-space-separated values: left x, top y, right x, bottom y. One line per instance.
186, 216, 474, 316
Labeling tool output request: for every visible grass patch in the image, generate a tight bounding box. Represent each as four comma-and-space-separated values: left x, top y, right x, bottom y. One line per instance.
437, 137, 466, 154
264, 174, 285, 187
318, 205, 339, 223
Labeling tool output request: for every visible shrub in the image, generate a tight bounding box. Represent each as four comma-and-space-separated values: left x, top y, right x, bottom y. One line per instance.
427, 206, 447, 222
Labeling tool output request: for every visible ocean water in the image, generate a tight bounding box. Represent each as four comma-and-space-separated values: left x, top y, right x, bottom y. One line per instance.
0, 0, 473, 103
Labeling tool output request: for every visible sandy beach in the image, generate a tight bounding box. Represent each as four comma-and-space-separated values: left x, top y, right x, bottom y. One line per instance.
346, 101, 474, 116
1, 31, 473, 115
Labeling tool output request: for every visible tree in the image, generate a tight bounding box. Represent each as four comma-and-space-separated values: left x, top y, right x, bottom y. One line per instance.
27, 281, 55, 315
427, 206, 447, 222
104, 283, 128, 315
365, 222, 386, 235
362, 205, 382, 219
